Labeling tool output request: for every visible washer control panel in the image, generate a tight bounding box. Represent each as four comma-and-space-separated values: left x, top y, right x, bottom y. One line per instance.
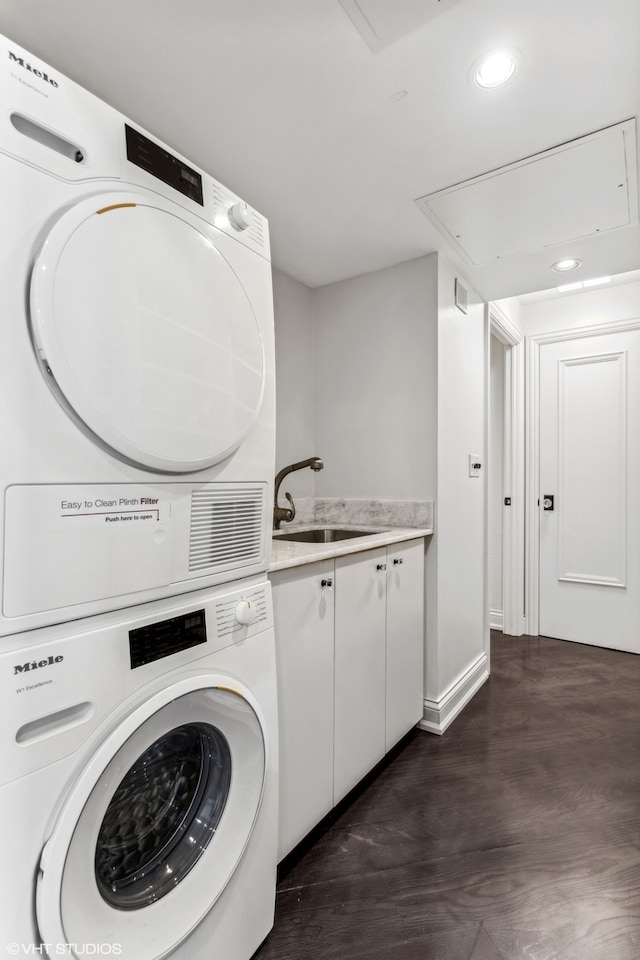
127, 583, 271, 670
215, 587, 269, 639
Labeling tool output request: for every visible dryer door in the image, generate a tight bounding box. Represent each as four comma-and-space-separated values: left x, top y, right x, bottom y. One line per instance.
36, 679, 267, 959
30, 191, 265, 473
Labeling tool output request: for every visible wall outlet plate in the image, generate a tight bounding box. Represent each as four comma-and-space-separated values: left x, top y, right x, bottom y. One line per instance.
469, 455, 482, 477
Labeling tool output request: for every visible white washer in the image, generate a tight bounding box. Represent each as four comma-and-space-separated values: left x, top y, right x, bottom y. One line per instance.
0, 578, 278, 960
0, 35, 275, 636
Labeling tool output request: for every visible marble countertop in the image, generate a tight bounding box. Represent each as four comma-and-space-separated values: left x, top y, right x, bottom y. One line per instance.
269, 523, 433, 573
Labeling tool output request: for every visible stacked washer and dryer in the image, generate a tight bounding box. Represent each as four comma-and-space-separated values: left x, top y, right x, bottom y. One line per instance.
0, 35, 278, 960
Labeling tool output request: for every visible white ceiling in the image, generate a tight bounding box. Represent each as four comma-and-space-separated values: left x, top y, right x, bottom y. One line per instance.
0, 0, 638, 301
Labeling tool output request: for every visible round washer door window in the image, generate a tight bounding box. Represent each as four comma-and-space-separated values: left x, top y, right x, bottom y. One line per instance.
36, 685, 266, 959
94, 721, 232, 910
30, 192, 265, 473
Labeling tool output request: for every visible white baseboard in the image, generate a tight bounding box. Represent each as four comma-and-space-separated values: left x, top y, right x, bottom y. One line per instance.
418, 652, 489, 736
490, 609, 503, 631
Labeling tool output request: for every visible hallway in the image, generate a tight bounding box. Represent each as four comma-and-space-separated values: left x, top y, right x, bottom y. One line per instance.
257, 633, 640, 960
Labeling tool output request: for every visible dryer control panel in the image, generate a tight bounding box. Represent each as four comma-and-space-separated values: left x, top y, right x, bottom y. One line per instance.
125, 124, 204, 206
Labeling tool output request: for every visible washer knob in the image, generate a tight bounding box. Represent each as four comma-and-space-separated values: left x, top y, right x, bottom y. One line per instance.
235, 599, 256, 625
228, 201, 251, 231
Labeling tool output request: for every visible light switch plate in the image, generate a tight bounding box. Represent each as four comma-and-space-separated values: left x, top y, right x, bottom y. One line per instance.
469, 455, 482, 477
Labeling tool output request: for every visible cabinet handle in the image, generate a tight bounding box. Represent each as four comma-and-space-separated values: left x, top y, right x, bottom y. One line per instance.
321, 578, 333, 589
393, 558, 403, 565
376, 563, 387, 571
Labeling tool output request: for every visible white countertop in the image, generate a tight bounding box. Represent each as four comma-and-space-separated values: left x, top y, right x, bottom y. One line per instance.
269, 524, 433, 573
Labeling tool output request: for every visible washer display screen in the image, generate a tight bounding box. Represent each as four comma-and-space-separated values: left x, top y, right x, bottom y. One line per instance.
129, 610, 207, 669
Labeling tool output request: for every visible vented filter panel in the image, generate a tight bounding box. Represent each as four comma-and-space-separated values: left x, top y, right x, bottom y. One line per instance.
189, 486, 265, 572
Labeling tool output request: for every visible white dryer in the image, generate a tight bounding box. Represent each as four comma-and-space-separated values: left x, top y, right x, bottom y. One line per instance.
0, 578, 278, 959
0, 35, 275, 636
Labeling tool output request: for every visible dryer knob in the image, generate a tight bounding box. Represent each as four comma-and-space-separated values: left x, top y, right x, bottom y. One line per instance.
228, 201, 251, 231
235, 599, 256, 625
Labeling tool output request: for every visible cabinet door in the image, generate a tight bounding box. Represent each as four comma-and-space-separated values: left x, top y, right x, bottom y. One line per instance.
270, 562, 335, 860
334, 547, 387, 805
386, 539, 425, 750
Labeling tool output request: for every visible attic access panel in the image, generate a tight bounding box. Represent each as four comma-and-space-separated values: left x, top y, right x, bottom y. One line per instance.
415, 120, 638, 266
339, 0, 464, 53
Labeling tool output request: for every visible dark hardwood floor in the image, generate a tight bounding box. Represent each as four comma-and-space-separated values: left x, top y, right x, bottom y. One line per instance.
254, 632, 640, 960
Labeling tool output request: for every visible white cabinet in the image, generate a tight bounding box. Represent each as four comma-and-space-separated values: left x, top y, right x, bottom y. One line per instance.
385, 539, 425, 750
270, 560, 335, 861
334, 547, 387, 804
270, 537, 425, 858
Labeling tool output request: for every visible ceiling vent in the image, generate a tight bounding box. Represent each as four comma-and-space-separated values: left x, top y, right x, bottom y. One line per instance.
339, 0, 464, 53
415, 119, 638, 267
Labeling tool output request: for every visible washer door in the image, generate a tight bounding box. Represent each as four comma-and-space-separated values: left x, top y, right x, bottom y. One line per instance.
36, 679, 266, 959
30, 192, 265, 473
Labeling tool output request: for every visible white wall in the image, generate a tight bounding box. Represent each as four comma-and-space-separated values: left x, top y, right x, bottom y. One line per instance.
312, 255, 438, 499
273, 254, 489, 733
495, 295, 525, 335
272, 268, 316, 499
431, 257, 487, 705
518, 279, 640, 335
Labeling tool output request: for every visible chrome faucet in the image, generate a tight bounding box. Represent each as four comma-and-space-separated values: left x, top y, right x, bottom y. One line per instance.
273, 457, 324, 529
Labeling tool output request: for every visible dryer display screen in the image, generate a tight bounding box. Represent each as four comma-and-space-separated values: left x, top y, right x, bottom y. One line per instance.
129, 609, 207, 668
125, 124, 204, 205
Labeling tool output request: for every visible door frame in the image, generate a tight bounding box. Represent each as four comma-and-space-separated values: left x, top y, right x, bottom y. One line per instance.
526, 316, 640, 636
488, 304, 525, 637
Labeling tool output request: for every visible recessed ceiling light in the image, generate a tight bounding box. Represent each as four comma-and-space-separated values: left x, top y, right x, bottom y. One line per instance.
474, 51, 518, 89
552, 258, 583, 273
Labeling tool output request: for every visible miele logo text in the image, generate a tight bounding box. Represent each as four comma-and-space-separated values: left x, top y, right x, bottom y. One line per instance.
8, 50, 59, 87
14, 655, 64, 675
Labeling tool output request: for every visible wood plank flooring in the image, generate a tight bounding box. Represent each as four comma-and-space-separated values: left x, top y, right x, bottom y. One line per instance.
254, 632, 640, 960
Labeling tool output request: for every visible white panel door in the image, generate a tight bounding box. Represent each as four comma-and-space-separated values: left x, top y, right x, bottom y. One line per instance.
270, 563, 335, 860
334, 548, 386, 805
539, 329, 640, 652
385, 540, 424, 751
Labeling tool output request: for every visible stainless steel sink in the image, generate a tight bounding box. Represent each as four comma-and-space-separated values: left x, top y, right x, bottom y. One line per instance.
273, 527, 378, 543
